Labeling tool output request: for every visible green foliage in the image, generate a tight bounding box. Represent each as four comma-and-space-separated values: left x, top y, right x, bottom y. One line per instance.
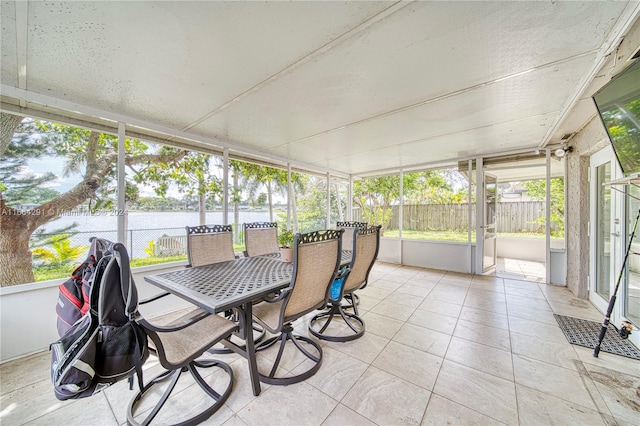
32, 234, 87, 267
143, 240, 155, 257
278, 228, 295, 248
521, 178, 565, 237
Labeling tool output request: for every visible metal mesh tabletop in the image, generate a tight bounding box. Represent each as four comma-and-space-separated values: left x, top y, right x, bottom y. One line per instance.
145, 256, 293, 313
258, 250, 352, 265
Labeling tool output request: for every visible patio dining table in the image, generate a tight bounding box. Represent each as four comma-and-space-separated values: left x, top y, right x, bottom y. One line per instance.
144, 250, 353, 396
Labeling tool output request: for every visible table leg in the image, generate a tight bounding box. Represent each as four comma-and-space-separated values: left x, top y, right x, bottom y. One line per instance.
241, 301, 262, 396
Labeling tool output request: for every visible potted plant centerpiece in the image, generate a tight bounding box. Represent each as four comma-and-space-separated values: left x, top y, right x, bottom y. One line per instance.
278, 228, 295, 263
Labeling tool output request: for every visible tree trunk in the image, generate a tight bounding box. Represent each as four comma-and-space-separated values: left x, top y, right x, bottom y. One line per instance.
291, 190, 299, 233
0, 201, 36, 285
267, 182, 274, 222
0, 113, 23, 157
198, 193, 206, 226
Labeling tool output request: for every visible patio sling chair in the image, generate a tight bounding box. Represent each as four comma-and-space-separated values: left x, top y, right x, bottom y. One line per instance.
110, 243, 237, 425
185, 224, 265, 354
309, 225, 381, 342
127, 309, 237, 426
335, 221, 367, 308
185, 224, 236, 267
243, 222, 279, 257
251, 229, 343, 385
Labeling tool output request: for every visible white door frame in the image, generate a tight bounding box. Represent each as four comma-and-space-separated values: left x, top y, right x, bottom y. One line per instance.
589, 146, 623, 317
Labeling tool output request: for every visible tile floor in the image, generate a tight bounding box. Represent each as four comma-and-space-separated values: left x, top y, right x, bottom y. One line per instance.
2, 262, 640, 425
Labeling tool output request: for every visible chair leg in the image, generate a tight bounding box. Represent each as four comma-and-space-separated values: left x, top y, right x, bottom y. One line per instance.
309, 302, 365, 342
127, 360, 234, 426
255, 324, 323, 386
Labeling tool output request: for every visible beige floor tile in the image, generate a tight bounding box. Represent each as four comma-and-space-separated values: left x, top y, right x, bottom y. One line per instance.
23, 392, 118, 426
0, 378, 74, 425
237, 381, 337, 426
372, 341, 443, 391
573, 346, 640, 377
548, 300, 604, 322
504, 285, 547, 300
459, 306, 509, 330
422, 394, 506, 425
393, 323, 451, 357
354, 293, 382, 312
445, 337, 513, 381
407, 308, 457, 335
426, 285, 468, 305
223, 358, 267, 413
220, 414, 249, 426
466, 288, 507, 302
294, 346, 368, 401
463, 295, 508, 315
417, 298, 462, 318
342, 366, 430, 425
505, 301, 559, 325
384, 291, 425, 308
368, 277, 406, 290
507, 316, 568, 344
512, 354, 597, 411
470, 279, 505, 294
360, 311, 404, 339
510, 331, 579, 370
325, 332, 389, 364
360, 284, 395, 300
321, 404, 376, 426
369, 299, 416, 322
0, 352, 51, 396
582, 363, 640, 424
433, 360, 518, 425
453, 319, 511, 351
504, 278, 541, 289
396, 282, 436, 298
506, 293, 552, 311
516, 384, 607, 426
377, 273, 411, 285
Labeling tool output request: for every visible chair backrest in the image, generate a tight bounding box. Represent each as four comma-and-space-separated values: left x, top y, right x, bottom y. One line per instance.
185, 225, 235, 267
243, 222, 279, 257
280, 229, 343, 323
336, 221, 367, 251
343, 225, 381, 293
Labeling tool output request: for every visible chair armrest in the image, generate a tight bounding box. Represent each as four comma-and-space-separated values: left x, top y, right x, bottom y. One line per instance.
138, 309, 211, 333
262, 288, 289, 303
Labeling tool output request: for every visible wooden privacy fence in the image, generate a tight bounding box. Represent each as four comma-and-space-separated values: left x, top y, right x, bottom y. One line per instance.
383, 201, 553, 233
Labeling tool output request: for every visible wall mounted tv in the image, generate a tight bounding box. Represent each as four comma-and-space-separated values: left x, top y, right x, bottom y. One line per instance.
592, 59, 640, 177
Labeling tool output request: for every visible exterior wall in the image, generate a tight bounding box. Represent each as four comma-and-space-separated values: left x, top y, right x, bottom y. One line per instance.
0, 261, 189, 363
566, 117, 609, 298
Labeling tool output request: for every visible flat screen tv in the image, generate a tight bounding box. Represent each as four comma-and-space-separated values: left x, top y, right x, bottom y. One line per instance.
592, 59, 640, 177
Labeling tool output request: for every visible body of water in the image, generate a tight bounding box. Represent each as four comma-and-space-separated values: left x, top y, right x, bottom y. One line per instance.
40, 210, 277, 233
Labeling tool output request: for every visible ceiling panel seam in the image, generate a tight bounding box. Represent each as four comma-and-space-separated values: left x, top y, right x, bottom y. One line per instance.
275, 50, 599, 150
178, 0, 410, 133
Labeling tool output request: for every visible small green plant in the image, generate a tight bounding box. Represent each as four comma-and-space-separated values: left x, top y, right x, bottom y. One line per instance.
277, 228, 295, 248
143, 240, 156, 257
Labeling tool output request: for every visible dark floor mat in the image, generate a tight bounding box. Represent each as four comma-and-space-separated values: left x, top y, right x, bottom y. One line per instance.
554, 314, 640, 360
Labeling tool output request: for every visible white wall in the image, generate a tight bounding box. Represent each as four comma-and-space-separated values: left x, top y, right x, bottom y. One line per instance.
378, 238, 401, 264
401, 240, 472, 273
0, 261, 189, 363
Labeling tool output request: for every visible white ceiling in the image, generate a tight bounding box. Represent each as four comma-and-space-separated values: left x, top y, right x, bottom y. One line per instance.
1, 1, 639, 178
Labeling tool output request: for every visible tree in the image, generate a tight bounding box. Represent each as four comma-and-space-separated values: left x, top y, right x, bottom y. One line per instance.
522, 178, 565, 237
0, 113, 187, 286
135, 152, 222, 226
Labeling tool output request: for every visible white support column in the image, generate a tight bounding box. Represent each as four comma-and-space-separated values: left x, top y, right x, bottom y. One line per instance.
326, 172, 331, 228
117, 122, 127, 245
475, 157, 484, 274
545, 148, 551, 283
399, 170, 404, 240
223, 149, 229, 226
468, 159, 473, 255
287, 164, 292, 230
348, 175, 353, 220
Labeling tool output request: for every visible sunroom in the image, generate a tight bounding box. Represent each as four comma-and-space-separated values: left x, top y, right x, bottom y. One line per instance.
1, 1, 640, 425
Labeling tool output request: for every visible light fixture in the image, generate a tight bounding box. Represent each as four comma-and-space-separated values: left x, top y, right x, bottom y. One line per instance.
554, 146, 573, 158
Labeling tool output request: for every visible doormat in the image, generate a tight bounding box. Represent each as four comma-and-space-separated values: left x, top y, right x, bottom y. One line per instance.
554, 314, 640, 360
